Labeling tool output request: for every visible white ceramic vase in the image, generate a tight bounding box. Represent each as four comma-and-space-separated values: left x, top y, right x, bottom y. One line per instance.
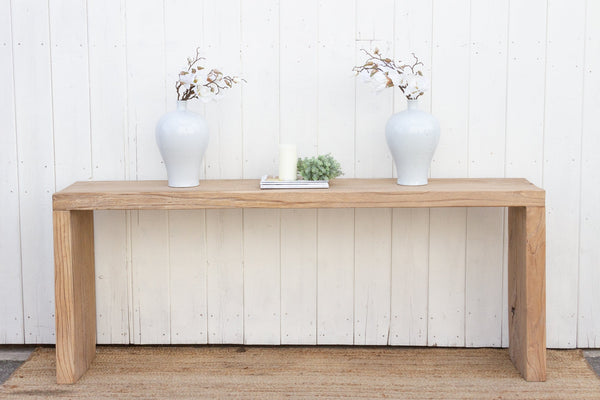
155, 100, 209, 187
385, 99, 440, 186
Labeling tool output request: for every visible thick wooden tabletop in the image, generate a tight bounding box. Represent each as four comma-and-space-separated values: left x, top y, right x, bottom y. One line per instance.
52, 178, 545, 210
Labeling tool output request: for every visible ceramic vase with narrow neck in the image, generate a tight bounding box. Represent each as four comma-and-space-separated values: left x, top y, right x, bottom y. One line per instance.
385, 98, 440, 186
155, 100, 209, 187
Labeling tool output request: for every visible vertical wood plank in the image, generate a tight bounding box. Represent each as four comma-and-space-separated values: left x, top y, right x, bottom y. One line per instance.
130, 211, 170, 344
504, 0, 547, 187
390, 0, 433, 346
54, 210, 96, 384
467, 0, 509, 177
241, 0, 279, 179
48, 0, 91, 190
503, 0, 547, 347
465, 0, 509, 348
206, 210, 244, 344
317, 0, 355, 174
428, 0, 470, 347
316, 0, 356, 346
389, 208, 429, 345
279, 0, 318, 345
125, 0, 169, 345
428, 208, 467, 346
280, 0, 318, 158
393, 0, 433, 113
163, 0, 206, 126
203, 0, 243, 180
168, 211, 208, 344
240, 0, 281, 345
354, 208, 391, 345
543, 0, 586, 348
281, 210, 317, 344
203, 0, 245, 347
125, 0, 167, 181
508, 206, 546, 381
0, 0, 24, 344
87, 0, 130, 345
12, 0, 56, 344
353, 0, 394, 346
93, 211, 129, 344
465, 207, 504, 347
577, 0, 600, 348
317, 209, 354, 344
243, 209, 281, 345
355, 0, 394, 179
163, 0, 208, 346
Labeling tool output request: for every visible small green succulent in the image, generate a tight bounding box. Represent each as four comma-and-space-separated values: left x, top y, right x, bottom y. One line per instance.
296, 154, 343, 181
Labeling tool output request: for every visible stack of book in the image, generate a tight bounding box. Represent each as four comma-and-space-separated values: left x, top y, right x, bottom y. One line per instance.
260, 175, 329, 189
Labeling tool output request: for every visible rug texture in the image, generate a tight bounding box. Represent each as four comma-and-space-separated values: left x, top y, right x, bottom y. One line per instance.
1, 346, 599, 399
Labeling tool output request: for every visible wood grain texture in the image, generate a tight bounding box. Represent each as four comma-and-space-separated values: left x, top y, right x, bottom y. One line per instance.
508, 206, 546, 381
53, 179, 544, 210
54, 211, 96, 384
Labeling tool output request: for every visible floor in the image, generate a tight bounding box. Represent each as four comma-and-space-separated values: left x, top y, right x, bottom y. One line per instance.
0, 347, 34, 384
1, 346, 599, 385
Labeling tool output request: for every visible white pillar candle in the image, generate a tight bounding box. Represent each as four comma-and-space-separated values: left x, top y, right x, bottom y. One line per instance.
278, 144, 297, 181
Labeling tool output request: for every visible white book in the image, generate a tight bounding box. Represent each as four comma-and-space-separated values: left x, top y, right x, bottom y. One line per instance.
260, 175, 329, 189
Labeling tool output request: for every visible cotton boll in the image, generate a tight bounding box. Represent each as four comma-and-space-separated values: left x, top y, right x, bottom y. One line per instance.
358, 69, 372, 83
388, 70, 404, 87
179, 72, 195, 89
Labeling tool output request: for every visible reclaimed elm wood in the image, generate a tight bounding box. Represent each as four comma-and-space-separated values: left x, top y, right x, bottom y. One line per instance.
52, 178, 546, 383
508, 206, 546, 381
53, 210, 96, 384
52, 178, 545, 211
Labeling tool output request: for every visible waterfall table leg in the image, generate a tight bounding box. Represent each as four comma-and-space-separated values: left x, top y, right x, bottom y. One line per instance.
53, 210, 96, 384
508, 206, 546, 381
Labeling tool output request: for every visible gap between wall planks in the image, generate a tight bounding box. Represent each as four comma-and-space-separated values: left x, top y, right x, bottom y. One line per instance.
2, 0, 599, 348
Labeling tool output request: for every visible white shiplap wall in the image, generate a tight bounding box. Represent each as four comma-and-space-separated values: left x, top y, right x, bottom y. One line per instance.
1, 0, 599, 348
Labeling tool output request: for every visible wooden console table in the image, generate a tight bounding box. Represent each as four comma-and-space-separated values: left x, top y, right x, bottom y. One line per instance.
52, 178, 546, 383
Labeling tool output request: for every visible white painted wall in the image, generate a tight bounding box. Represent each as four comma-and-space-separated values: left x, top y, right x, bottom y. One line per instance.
1, 0, 598, 348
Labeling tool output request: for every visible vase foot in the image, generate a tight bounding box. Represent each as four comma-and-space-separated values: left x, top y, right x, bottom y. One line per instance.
397, 178, 428, 186
167, 182, 200, 188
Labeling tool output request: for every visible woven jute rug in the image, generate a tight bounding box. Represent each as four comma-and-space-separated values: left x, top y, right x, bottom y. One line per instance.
1, 346, 599, 399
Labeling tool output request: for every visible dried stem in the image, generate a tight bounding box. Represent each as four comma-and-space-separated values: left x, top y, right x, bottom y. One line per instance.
176, 47, 242, 102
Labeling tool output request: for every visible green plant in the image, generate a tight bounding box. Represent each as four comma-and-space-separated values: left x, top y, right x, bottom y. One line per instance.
297, 154, 343, 181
